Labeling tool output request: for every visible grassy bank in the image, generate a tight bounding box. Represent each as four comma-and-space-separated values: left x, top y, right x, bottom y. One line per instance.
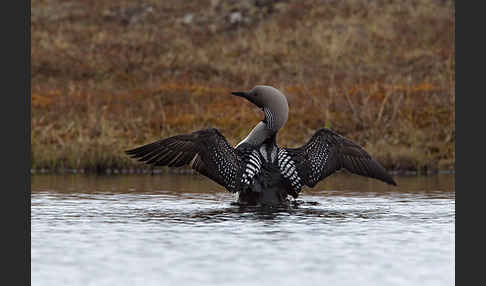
31, 0, 455, 174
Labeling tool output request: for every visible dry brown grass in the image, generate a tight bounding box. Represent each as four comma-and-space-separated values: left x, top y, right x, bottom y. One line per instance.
31, 0, 455, 174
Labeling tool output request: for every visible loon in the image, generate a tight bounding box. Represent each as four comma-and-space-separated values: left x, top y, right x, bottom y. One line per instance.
126, 85, 396, 205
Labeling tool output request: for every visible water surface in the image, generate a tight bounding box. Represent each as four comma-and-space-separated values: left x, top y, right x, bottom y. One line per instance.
32, 173, 455, 286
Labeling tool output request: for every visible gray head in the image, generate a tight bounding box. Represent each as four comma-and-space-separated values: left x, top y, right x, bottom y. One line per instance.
232, 85, 289, 132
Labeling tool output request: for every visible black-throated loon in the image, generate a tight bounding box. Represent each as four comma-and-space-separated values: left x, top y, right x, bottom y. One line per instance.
126, 85, 396, 205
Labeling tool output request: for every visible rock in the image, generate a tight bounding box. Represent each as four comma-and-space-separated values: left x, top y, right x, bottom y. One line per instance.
229, 11, 243, 24
183, 13, 194, 24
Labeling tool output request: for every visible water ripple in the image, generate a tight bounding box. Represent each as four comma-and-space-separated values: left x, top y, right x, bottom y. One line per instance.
32, 174, 454, 286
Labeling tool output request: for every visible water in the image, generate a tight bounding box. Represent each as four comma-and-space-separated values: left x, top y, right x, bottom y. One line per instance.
31, 173, 455, 286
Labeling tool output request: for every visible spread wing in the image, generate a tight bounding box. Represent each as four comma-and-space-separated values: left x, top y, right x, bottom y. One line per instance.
284, 128, 396, 188
125, 128, 243, 193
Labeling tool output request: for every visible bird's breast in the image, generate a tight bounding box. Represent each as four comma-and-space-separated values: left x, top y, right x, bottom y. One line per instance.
258, 144, 277, 164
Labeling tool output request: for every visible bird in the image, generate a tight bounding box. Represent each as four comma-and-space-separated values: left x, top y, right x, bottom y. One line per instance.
126, 85, 396, 205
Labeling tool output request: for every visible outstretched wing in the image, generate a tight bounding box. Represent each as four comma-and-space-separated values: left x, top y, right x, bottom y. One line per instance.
125, 128, 243, 193
283, 128, 396, 189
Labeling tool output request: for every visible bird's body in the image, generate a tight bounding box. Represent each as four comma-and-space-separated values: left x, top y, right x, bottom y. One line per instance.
126, 85, 396, 205
235, 136, 300, 205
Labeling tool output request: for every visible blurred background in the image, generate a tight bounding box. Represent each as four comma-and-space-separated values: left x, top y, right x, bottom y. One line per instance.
31, 0, 455, 174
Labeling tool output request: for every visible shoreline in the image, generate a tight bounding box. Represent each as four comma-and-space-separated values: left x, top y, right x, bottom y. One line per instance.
30, 167, 455, 177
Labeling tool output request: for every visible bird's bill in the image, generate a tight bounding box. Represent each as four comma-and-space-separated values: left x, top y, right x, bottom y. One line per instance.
231, 91, 248, 98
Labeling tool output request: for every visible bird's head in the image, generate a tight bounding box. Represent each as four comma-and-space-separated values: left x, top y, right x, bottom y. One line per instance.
231, 85, 289, 132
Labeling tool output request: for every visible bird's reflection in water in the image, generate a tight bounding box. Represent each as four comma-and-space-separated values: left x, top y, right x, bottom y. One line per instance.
140, 198, 383, 224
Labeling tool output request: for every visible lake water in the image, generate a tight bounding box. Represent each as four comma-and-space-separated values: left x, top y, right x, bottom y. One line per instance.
31, 173, 455, 286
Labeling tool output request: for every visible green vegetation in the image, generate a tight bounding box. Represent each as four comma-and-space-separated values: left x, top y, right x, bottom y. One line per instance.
31, 0, 455, 174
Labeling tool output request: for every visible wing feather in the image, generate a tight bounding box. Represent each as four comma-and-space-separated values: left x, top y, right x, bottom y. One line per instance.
285, 128, 396, 187
125, 128, 243, 192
